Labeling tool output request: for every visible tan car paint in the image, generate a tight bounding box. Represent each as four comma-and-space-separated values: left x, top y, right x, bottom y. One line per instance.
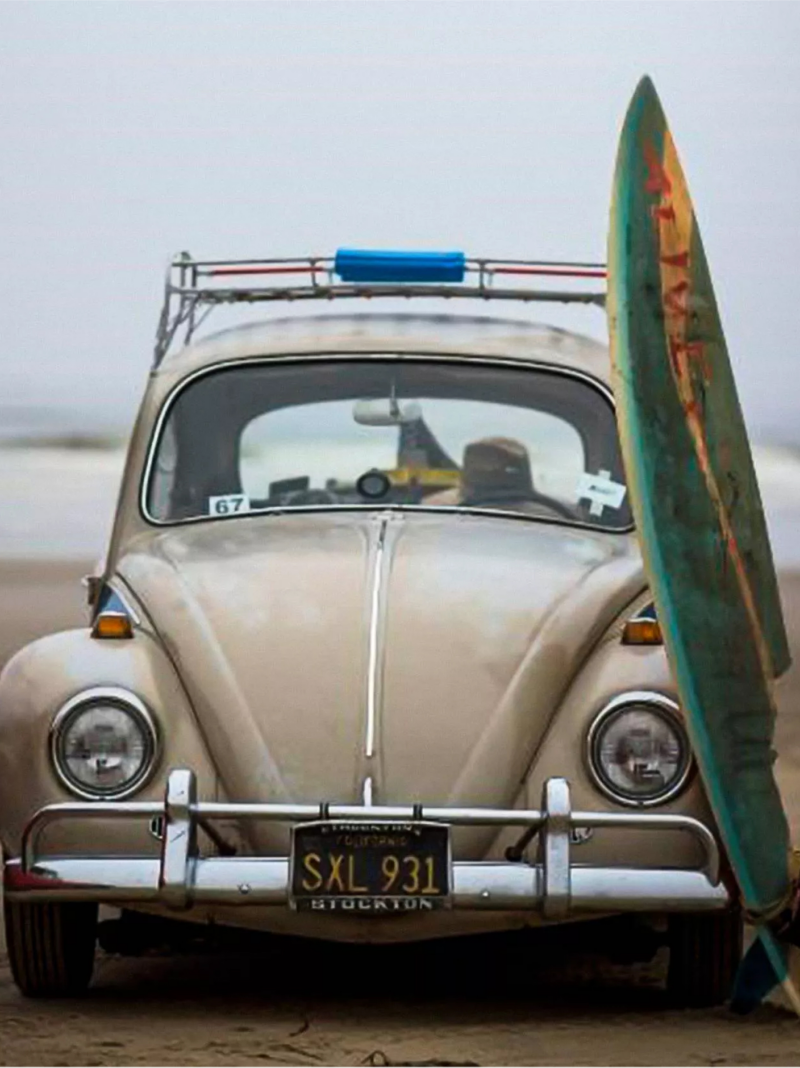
0, 314, 716, 941
0, 628, 217, 857
112, 510, 644, 861
105, 316, 614, 570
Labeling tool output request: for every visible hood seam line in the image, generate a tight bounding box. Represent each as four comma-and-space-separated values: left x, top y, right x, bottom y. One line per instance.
365, 515, 389, 760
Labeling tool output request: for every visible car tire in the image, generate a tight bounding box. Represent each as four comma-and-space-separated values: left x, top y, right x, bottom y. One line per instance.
667, 907, 743, 1008
4, 901, 98, 997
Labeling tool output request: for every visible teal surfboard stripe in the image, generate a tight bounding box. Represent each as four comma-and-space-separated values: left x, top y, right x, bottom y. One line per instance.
609, 111, 763, 906
615, 158, 764, 905
608, 77, 790, 916
607, 92, 763, 904
761, 929, 790, 986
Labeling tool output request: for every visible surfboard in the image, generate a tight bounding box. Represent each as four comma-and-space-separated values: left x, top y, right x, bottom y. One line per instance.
606, 76, 796, 1010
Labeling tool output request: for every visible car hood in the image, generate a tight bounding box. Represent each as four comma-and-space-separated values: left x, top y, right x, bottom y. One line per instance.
118, 511, 644, 855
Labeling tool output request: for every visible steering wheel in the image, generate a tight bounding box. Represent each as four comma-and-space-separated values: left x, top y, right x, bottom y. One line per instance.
461, 490, 576, 520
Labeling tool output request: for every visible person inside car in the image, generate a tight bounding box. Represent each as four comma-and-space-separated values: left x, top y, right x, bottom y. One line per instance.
427, 436, 574, 519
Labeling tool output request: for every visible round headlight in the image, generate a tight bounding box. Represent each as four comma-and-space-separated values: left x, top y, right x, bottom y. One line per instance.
586, 692, 692, 806
51, 688, 158, 799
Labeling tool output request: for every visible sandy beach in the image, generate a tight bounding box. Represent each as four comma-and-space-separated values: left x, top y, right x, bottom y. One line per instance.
0, 554, 799, 1065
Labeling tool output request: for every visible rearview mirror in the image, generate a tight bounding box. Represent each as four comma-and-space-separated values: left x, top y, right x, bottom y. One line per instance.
353, 398, 422, 427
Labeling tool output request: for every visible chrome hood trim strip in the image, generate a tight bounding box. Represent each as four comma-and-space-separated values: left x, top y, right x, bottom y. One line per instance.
365, 516, 389, 759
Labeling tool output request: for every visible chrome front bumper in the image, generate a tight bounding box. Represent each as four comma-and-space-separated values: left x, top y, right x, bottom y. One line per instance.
4, 770, 730, 917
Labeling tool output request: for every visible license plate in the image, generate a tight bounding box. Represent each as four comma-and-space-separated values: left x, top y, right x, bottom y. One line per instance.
290, 821, 451, 912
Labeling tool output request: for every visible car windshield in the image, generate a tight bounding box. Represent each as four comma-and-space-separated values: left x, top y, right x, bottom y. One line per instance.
146, 357, 631, 530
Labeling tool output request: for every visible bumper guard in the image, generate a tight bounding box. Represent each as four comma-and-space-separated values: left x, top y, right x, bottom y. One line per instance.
4, 770, 729, 917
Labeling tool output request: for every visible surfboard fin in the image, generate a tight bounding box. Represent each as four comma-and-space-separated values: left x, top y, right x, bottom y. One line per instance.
730, 933, 780, 1014
731, 928, 800, 1016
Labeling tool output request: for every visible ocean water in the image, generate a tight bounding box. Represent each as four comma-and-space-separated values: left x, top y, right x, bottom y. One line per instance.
0, 441, 798, 568
0, 446, 126, 561
752, 445, 800, 570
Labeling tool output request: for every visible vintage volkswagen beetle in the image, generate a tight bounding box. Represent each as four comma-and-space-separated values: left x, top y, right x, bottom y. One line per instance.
0, 251, 739, 1002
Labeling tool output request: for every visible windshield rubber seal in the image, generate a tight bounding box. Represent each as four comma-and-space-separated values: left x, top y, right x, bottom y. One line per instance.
138, 351, 634, 537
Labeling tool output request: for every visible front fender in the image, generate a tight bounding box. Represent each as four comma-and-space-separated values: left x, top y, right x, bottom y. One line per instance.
516, 618, 719, 873
0, 628, 218, 856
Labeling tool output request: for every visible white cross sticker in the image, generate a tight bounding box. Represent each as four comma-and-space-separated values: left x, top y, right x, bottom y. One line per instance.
576, 469, 627, 517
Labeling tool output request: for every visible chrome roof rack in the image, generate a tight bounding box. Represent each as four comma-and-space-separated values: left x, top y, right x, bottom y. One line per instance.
154, 249, 607, 366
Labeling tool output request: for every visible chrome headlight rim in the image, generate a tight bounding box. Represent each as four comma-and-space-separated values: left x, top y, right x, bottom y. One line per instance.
50, 686, 160, 800
585, 691, 693, 808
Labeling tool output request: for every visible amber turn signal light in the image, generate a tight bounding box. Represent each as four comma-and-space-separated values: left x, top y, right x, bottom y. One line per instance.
622, 618, 662, 645
92, 611, 134, 640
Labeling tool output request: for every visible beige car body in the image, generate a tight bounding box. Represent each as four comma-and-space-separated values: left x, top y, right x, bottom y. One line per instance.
0, 313, 726, 944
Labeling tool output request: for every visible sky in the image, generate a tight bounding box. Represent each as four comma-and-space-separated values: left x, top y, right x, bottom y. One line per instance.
1, 1, 799, 442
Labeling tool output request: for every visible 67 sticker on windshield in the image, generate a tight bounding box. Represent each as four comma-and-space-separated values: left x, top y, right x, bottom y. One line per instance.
208, 494, 251, 517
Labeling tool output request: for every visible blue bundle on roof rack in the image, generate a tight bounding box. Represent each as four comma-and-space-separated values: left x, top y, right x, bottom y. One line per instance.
334, 248, 466, 284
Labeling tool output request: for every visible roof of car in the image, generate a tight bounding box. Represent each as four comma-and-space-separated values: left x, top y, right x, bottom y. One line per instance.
157, 312, 612, 387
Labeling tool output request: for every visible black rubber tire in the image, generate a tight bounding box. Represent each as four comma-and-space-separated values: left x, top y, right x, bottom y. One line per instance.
4, 901, 98, 997
667, 907, 743, 1008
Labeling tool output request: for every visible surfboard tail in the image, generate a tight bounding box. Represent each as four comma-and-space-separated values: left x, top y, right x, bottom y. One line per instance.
731, 929, 800, 1016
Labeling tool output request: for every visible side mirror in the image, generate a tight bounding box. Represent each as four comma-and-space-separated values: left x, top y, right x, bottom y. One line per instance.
353, 398, 422, 427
